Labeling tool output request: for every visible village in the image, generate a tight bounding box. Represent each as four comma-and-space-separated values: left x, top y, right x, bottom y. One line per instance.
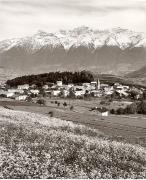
0, 79, 145, 101
0, 79, 143, 99
0, 78, 146, 117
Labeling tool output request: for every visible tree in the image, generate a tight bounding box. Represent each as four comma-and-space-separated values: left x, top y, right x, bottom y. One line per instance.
110, 109, 115, 114
63, 102, 67, 108
36, 99, 46, 106
68, 89, 75, 99
116, 107, 125, 115
143, 91, 146, 100
30, 93, 36, 98
48, 111, 54, 117
27, 96, 32, 102
129, 90, 139, 100
111, 91, 121, 100
137, 100, 146, 114
125, 103, 137, 114
39, 89, 46, 97
70, 105, 74, 111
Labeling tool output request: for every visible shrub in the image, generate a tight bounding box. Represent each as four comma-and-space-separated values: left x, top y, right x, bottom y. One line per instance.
100, 100, 106, 105
36, 99, 46, 106
137, 100, 146, 114
110, 109, 115, 114
55, 101, 58, 104
63, 102, 67, 107
70, 106, 74, 111
125, 103, 137, 114
48, 111, 54, 117
116, 107, 125, 115
143, 91, 146, 100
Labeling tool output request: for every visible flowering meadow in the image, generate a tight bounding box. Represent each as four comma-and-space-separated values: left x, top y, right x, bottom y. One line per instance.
0, 107, 146, 178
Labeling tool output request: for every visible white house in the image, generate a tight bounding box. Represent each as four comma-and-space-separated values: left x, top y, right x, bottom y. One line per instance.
56, 81, 63, 87
8, 89, 24, 94
97, 107, 109, 117
90, 82, 97, 90
42, 85, 49, 90
30, 89, 39, 95
74, 90, 85, 97
62, 90, 69, 97
17, 84, 29, 90
101, 111, 109, 116
91, 90, 102, 97
67, 84, 74, 89
91, 81, 97, 86
101, 84, 109, 88
6, 92, 15, 98
52, 90, 61, 96
15, 95, 28, 101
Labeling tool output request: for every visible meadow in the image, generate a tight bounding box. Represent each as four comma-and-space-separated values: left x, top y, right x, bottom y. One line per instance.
0, 107, 146, 178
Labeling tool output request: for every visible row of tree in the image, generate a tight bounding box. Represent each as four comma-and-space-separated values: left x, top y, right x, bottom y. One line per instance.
6, 71, 94, 87
110, 100, 146, 115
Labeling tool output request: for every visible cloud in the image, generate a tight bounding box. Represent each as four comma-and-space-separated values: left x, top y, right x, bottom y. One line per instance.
0, 0, 146, 40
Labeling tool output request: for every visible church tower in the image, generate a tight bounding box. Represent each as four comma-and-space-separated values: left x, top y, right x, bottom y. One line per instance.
97, 78, 100, 90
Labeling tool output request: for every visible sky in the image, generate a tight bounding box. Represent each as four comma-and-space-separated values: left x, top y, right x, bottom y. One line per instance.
0, 0, 146, 40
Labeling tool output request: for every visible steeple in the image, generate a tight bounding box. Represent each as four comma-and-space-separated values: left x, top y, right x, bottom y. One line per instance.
97, 78, 100, 90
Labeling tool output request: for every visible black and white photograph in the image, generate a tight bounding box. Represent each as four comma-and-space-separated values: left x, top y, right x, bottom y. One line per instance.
0, 0, 146, 178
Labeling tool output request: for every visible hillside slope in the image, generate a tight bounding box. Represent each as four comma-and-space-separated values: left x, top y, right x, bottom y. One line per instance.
126, 66, 146, 78
126, 66, 146, 85
0, 107, 146, 178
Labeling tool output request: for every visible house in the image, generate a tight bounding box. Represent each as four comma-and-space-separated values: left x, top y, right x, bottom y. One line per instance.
45, 90, 52, 96
52, 90, 61, 96
17, 84, 29, 90
83, 83, 91, 87
101, 111, 109, 116
8, 89, 24, 94
30, 84, 37, 89
97, 107, 109, 117
15, 95, 28, 101
83, 83, 91, 91
73, 85, 84, 91
67, 84, 74, 89
42, 85, 49, 90
6, 92, 15, 98
91, 90, 102, 97
74, 90, 85, 97
30, 89, 39, 95
100, 84, 109, 89
62, 90, 69, 97
90, 82, 97, 90
56, 81, 63, 87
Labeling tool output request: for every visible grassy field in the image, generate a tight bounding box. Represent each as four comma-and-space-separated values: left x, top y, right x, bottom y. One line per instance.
1, 97, 145, 147
0, 107, 146, 178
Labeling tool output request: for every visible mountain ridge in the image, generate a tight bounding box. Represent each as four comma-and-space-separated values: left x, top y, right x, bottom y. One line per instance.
0, 26, 146, 76
0, 26, 146, 52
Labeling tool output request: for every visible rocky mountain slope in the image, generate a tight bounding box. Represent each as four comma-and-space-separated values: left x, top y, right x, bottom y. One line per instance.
0, 26, 146, 76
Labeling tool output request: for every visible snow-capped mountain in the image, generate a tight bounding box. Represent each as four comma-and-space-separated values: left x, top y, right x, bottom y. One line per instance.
0, 26, 146, 52
0, 26, 146, 77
